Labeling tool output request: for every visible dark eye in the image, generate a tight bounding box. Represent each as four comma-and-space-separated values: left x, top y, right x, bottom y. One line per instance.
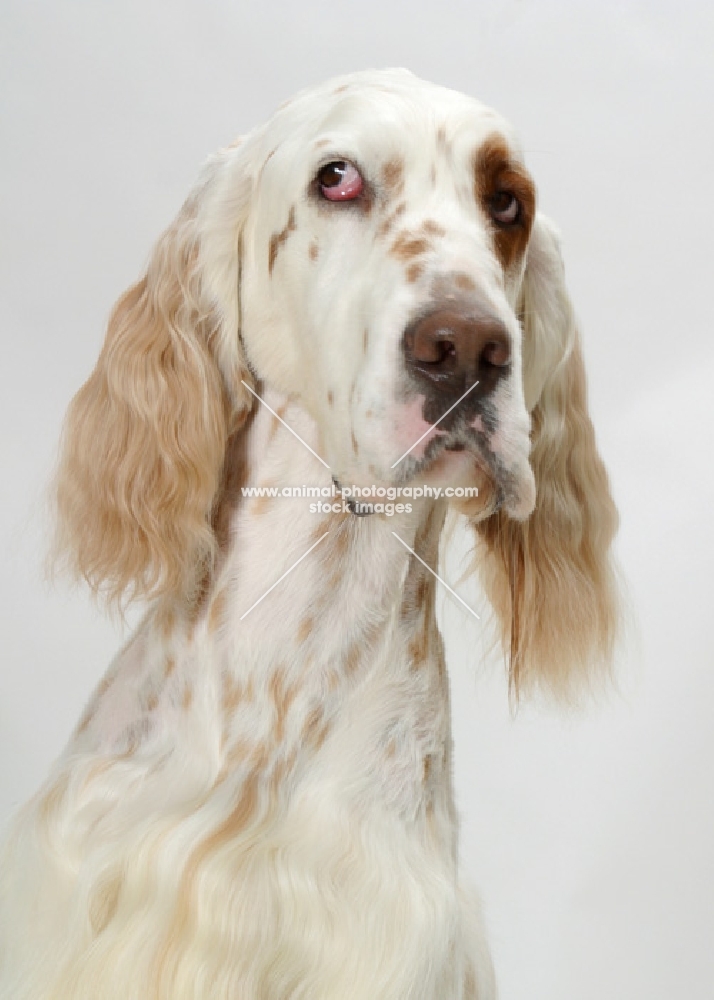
489, 191, 520, 225
317, 160, 364, 202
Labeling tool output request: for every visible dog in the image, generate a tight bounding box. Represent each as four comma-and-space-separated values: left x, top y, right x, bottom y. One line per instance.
0, 69, 619, 999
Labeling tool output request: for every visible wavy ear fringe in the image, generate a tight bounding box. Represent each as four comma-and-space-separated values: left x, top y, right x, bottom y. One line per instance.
475, 216, 620, 700
53, 158, 254, 608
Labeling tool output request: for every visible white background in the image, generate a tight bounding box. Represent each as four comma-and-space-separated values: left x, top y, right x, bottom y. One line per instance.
1, 2, 713, 998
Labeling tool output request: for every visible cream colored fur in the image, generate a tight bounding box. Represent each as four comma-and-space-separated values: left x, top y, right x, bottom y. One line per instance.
0, 70, 618, 999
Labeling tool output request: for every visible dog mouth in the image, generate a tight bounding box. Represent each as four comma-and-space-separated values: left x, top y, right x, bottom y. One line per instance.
397, 414, 532, 518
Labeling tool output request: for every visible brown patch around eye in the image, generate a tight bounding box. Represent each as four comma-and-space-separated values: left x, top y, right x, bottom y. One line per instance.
391, 232, 431, 261
381, 157, 404, 193
474, 134, 536, 271
268, 206, 297, 275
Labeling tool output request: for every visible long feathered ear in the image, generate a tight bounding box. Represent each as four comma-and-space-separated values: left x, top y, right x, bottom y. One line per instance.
475, 214, 620, 699
54, 146, 255, 606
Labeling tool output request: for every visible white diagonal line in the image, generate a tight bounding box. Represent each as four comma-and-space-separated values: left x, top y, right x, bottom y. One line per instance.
239, 532, 330, 620
390, 381, 480, 469
241, 380, 330, 470
391, 531, 480, 620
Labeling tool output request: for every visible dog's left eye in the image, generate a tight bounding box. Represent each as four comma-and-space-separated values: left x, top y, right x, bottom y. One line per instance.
317, 161, 364, 201
489, 191, 520, 225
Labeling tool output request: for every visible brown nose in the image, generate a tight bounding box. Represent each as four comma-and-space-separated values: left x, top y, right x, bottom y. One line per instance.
403, 306, 511, 401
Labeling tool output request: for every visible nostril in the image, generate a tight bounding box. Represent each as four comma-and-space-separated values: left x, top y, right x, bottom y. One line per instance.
436, 338, 456, 363
410, 328, 456, 365
481, 338, 510, 368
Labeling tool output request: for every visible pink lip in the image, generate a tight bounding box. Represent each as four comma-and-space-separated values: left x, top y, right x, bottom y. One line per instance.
392, 397, 447, 460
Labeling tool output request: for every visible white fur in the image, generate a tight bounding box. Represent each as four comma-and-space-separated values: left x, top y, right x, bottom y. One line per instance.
0, 69, 604, 999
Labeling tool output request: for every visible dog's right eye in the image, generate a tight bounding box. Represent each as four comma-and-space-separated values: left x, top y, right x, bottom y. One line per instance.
317, 161, 364, 202
488, 190, 520, 226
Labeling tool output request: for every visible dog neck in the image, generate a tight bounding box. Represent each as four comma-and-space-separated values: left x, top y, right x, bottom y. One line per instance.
75, 387, 454, 818
187, 387, 447, 658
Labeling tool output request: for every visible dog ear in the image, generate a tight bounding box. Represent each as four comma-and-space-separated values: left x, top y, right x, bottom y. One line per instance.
54, 146, 256, 606
474, 214, 620, 698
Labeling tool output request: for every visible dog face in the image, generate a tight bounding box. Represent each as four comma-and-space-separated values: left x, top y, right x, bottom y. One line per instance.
56, 69, 618, 696
234, 70, 536, 517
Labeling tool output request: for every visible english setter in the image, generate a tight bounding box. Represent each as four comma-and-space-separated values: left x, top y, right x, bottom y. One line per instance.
0, 69, 619, 999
